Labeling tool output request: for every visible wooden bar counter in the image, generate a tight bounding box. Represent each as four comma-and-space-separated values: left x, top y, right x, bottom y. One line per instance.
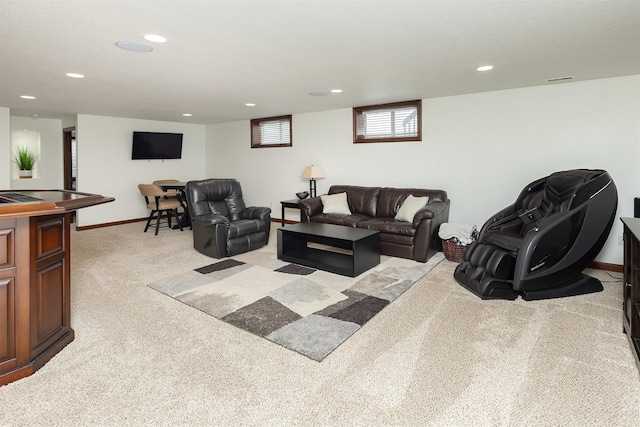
0, 190, 114, 386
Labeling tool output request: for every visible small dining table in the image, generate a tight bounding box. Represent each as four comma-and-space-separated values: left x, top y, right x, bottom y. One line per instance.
159, 182, 191, 229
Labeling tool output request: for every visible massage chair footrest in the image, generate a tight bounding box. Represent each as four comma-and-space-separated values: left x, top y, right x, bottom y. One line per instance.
519, 273, 603, 301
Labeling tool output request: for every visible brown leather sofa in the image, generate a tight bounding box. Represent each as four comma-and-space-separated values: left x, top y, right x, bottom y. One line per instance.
299, 185, 450, 262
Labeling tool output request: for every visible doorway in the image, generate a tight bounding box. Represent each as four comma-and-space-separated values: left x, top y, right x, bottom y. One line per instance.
63, 127, 76, 191
63, 126, 77, 223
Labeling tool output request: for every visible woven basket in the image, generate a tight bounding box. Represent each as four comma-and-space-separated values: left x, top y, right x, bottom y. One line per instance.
443, 239, 469, 263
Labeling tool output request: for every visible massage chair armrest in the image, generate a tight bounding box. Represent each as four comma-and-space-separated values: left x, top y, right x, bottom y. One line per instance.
240, 206, 271, 222
512, 207, 585, 290
479, 203, 520, 239
299, 196, 323, 222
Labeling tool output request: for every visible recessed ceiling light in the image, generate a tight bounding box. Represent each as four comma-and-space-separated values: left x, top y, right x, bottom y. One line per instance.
309, 91, 328, 96
115, 41, 153, 52
331, 89, 343, 93
66, 72, 85, 78
20, 95, 36, 99
182, 113, 192, 117
476, 65, 494, 71
245, 103, 256, 107
144, 34, 167, 43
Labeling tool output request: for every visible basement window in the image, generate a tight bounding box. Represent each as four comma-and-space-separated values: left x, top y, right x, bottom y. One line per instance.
251, 115, 292, 148
353, 100, 421, 143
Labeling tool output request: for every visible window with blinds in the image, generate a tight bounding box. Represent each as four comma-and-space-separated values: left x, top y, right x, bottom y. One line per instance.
250, 115, 292, 148
353, 100, 421, 143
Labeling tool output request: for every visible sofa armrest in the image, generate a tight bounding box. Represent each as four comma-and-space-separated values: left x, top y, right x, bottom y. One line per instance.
192, 213, 230, 227
412, 200, 449, 228
299, 197, 323, 222
240, 206, 271, 222
191, 214, 229, 258
412, 199, 451, 262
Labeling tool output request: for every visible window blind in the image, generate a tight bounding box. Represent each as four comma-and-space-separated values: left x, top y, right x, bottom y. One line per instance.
260, 118, 290, 145
250, 115, 292, 148
353, 100, 421, 143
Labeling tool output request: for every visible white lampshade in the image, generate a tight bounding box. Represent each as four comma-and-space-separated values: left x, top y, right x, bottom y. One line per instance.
300, 165, 325, 179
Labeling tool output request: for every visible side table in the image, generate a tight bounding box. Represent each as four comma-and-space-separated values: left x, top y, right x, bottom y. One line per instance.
280, 199, 302, 226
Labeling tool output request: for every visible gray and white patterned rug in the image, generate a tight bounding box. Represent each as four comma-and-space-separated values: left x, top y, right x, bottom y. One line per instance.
148, 247, 444, 361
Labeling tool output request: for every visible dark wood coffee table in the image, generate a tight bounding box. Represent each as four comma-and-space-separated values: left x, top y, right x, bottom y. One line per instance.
277, 222, 380, 277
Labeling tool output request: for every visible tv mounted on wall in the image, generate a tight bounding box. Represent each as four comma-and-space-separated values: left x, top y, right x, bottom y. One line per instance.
131, 131, 183, 160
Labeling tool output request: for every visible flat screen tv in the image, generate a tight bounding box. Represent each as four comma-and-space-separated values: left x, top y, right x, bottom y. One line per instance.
132, 131, 183, 160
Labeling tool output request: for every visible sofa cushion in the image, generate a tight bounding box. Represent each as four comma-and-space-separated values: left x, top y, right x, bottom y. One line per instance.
321, 192, 351, 215
357, 218, 417, 236
395, 195, 429, 222
309, 213, 369, 227
378, 232, 414, 245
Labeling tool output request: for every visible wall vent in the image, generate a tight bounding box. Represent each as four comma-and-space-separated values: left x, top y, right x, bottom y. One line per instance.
546, 76, 574, 83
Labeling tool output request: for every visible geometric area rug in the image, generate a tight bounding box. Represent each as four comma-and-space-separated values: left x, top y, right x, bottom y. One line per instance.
148, 250, 444, 361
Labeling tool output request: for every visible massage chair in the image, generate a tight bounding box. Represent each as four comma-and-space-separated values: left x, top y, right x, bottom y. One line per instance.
454, 169, 617, 300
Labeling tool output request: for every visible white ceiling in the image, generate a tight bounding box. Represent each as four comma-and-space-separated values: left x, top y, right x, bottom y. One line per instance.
1, 0, 639, 125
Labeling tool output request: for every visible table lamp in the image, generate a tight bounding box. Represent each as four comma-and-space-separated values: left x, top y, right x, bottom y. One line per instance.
301, 165, 325, 198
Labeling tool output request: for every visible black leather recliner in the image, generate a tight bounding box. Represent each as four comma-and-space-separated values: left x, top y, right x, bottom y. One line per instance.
454, 169, 617, 300
185, 179, 271, 258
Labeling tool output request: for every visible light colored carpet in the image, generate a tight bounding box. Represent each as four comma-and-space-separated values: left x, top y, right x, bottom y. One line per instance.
0, 222, 639, 426
148, 241, 444, 361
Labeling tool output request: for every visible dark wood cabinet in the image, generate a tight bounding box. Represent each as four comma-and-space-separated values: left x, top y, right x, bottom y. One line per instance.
621, 217, 640, 371
0, 190, 113, 386
0, 214, 73, 386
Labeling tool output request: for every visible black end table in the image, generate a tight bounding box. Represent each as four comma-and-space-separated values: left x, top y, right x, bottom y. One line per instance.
280, 199, 303, 226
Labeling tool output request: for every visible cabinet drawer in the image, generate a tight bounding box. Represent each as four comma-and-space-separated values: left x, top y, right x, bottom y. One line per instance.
34, 216, 66, 263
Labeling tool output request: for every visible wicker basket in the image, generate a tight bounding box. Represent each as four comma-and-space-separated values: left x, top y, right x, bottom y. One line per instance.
443, 239, 469, 263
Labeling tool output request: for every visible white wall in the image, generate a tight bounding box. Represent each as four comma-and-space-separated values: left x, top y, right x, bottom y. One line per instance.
76, 114, 206, 227
206, 75, 640, 264
9, 116, 64, 190
0, 107, 10, 188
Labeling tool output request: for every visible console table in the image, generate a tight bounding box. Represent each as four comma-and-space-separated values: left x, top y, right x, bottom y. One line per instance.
622, 217, 640, 371
0, 190, 114, 386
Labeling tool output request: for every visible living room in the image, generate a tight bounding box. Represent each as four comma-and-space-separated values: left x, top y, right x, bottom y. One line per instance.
2, 75, 638, 266
1, 1, 639, 425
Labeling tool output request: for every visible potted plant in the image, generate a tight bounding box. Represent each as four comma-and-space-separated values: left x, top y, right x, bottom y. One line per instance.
13, 146, 39, 179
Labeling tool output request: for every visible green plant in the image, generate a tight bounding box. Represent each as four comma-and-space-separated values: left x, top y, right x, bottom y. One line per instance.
13, 146, 39, 170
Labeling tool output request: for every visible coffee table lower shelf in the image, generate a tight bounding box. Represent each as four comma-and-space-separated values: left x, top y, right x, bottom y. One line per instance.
280, 247, 356, 277
277, 223, 380, 277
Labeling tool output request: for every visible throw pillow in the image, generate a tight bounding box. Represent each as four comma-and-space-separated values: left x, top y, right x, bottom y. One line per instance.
395, 195, 429, 222
321, 192, 351, 215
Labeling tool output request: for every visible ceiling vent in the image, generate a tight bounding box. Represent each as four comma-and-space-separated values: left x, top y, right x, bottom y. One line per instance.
546, 76, 574, 83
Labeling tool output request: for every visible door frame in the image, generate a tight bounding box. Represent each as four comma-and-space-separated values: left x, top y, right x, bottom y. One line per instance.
63, 127, 75, 190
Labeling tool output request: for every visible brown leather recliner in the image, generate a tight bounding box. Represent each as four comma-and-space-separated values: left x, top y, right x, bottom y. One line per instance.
299, 185, 450, 262
185, 179, 271, 258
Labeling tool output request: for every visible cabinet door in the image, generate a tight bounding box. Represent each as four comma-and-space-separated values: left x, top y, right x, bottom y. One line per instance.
0, 223, 17, 371
30, 215, 70, 359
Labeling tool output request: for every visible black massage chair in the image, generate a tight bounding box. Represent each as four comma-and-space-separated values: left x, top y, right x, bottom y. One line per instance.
454, 169, 617, 300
